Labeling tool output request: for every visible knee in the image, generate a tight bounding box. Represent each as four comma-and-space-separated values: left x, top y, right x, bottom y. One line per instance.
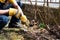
0, 15, 9, 24
3, 16, 9, 24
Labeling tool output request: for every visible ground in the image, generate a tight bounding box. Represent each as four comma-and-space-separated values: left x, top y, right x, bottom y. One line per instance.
0, 24, 60, 40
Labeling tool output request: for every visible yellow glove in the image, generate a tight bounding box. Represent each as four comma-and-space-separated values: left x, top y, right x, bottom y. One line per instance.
20, 15, 27, 22
9, 8, 20, 18
9, 8, 17, 16
20, 15, 30, 26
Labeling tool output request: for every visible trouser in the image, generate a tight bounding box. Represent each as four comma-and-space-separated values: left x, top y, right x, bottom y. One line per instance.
0, 15, 8, 29
0, 2, 23, 29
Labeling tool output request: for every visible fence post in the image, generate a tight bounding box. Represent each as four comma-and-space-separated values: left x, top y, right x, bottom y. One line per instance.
47, 0, 49, 7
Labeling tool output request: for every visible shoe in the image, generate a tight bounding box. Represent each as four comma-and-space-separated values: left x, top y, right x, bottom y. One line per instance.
8, 22, 28, 32
8, 22, 22, 28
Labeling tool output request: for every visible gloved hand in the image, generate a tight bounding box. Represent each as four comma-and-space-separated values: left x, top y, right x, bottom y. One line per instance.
20, 15, 30, 26
9, 8, 21, 18
9, 8, 30, 26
